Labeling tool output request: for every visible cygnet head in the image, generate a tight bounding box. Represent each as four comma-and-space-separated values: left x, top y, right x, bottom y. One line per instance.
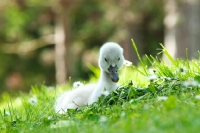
99, 42, 124, 83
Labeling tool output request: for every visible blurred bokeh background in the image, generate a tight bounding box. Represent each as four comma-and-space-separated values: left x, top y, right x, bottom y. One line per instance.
0, 0, 200, 93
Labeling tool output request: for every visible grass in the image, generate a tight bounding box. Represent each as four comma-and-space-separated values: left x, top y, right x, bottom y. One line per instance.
1, 40, 200, 133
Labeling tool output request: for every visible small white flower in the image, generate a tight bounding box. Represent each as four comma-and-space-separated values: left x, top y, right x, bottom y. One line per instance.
166, 77, 172, 81
47, 86, 56, 90
195, 95, 200, 100
143, 104, 149, 110
160, 76, 172, 81
5, 111, 10, 116
157, 96, 168, 101
73, 81, 83, 89
48, 116, 53, 120
120, 112, 126, 117
176, 66, 188, 75
124, 60, 132, 67
149, 68, 158, 75
99, 116, 107, 122
29, 97, 37, 105
146, 74, 158, 81
182, 79, 199, 87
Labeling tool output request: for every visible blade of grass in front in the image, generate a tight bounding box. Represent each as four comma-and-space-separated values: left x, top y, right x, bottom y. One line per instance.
131, 39, 148, 76
160, 43, 177, 66
145, 54, 153, 65
131, 65, 146, 76
185, 48, 191, 75
150, 55, 173, 77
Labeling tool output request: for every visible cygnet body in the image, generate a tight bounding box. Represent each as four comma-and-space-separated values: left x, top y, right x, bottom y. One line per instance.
54, 42, 124, 114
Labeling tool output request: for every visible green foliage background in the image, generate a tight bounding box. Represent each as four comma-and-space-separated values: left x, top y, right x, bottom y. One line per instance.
0, 0, 164, 93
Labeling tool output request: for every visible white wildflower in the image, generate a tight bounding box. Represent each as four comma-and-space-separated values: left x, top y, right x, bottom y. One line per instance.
160, 76, 172, 81
176, 66, 188, 75
143, 104, 149, 110
195, 95, 200, 100
124, 60, 132, 67
48, 116, 53, 120
120, 112, 126, 117
157, 96, 168, 101
166, 77, 172, 81
99, 116, 107, 122
149, 68, 158, 75
5, 111, 10, 116
146, 74, 158, 81
29, 97, 37, 105
182, 79, 199, 87
73, 81, 83, 89
47, 86, 56, 90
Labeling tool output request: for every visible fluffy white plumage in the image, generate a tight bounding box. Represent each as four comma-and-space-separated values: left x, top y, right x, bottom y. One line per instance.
54, 42, 124, 114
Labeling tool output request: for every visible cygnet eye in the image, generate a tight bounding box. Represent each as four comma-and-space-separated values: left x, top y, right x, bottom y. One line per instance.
105, 58, 108, 62
118, 58, 120, 61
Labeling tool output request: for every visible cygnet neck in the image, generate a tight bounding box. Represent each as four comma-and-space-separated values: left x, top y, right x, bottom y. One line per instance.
99, 70, 118, 92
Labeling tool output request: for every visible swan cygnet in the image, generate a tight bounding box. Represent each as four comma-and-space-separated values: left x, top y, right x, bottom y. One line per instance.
54, 42, 124, 114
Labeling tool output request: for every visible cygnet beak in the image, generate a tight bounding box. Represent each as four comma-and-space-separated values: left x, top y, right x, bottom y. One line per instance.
108, 65, 119, 83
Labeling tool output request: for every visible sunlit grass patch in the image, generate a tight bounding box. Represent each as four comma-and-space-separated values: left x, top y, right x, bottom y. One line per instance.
1, 41, 200, 133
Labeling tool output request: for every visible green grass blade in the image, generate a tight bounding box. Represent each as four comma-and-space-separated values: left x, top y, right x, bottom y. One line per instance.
160, 43, 177, 66
145, 54, 153, 65
131, 65, 146, 76
131, 39, 148, 76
